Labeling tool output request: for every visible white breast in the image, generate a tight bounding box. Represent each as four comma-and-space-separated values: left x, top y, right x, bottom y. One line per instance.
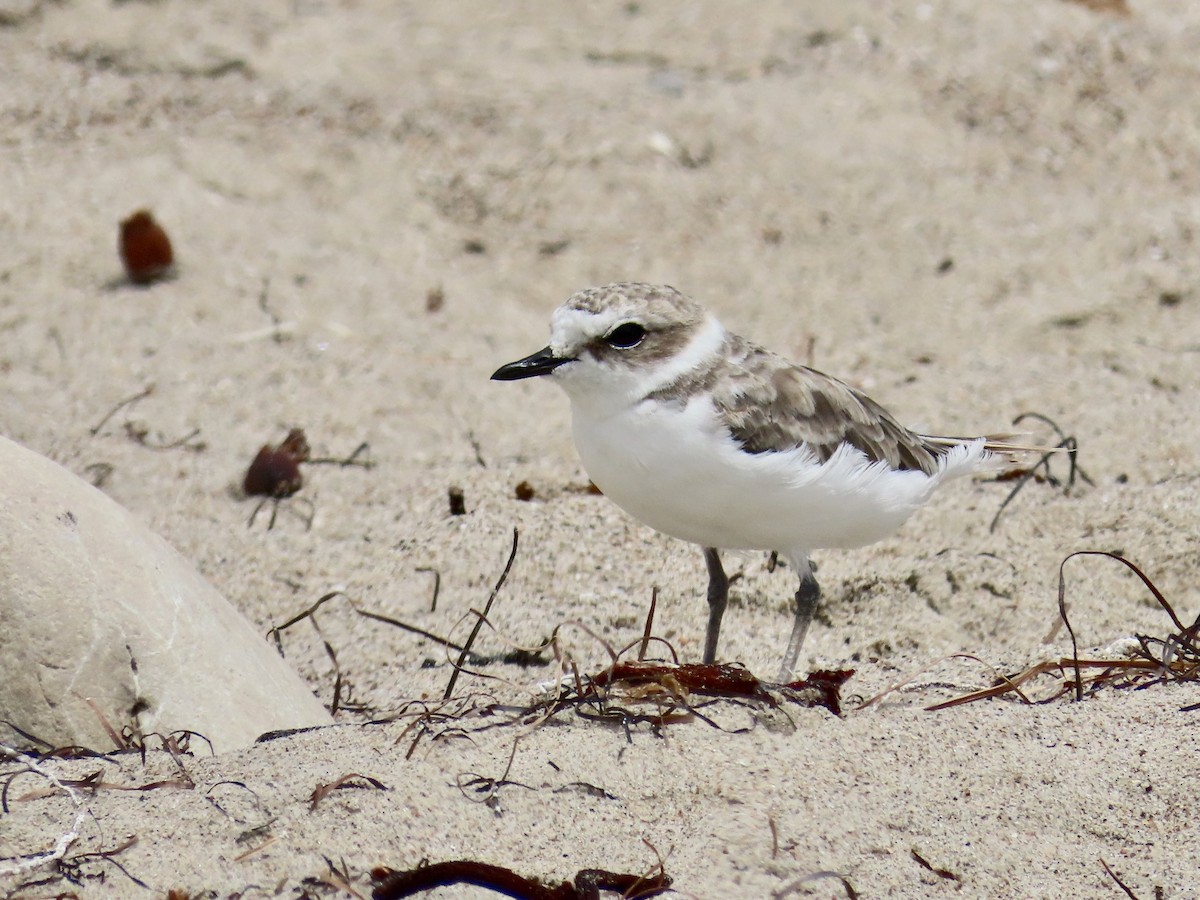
571, 393, 990, 559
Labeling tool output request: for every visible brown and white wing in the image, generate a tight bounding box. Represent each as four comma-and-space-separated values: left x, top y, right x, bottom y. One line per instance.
709, 341, 945, 475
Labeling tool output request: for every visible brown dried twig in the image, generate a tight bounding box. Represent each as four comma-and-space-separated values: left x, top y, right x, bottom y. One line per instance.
309, 773, 389, 811
123, 421, 206, 452
443, 528, 520, 701
638, 588, 658, 661
269, 590, 472, 713
990, 412, 1093, 533
89, 385, 154, 437
307, 441, 375, 470
371, 859, 672, 900
1099, 858, 1144, 900
56, 834, 147, 890
773, 870, 859, 899
416, 567, 441, 612
929, 551, 1199, 711
9, 769, 194, 802
270, 590, 472, 659
910, 848, 959, 882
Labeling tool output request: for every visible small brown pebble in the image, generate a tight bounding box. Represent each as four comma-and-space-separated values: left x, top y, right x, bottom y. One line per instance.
119, 209, 174, 285
243, 428, 310, 497
514, 480, 535, 501
448, 485, 466, 516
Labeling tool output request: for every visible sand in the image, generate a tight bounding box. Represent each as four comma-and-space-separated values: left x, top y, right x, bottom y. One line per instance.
2, 1, 1198, 897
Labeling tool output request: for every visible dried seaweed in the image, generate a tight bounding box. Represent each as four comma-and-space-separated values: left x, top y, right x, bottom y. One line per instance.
309, 773, 389, 811
928, 551, 1199, 710
269, 589, 472, 713
371, 859, 672, 900
990, 412, 1093, 533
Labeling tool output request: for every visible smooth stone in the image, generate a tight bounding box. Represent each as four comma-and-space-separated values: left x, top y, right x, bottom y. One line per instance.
0, 436, 332, 754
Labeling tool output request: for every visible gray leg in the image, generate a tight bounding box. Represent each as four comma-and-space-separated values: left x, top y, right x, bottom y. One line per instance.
702, 547, 728, 664
777, 566, 820, 683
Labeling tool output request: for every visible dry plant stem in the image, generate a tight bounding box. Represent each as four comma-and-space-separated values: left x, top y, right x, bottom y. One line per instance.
910, 848, 959, 882
233, 835, 277, 862
614, 636, 679, 666
308, 441, 375, 469
0, 743, 87, 878
989, 411, 1092, 533
88, 384, 154, 436
317, 856, 368, 899
1054, 549, 1195, 660
925, 657, 1185, 711
10, 768, 194, 799
416, 567, 442, 612
82, 696, 127, 751
859, 652, 1007, 710
1012, 411, 1093, 485
58, 834, 148, 890
308, 773, 388, 811
443, 528, 520, 701
638, 587, 658, 662
270, 590, 469, 659
125, 423, 205, 452
772, 870, 859, 900
1060, 552, 1190, 634
464, 428, 488, 468
251, 277, 301, 344
928, 551, 1199, 710
203, 779, 267, 822
1099, 858, 1143, 900
247, 494, 316, 531
1057, 555, 1085, 702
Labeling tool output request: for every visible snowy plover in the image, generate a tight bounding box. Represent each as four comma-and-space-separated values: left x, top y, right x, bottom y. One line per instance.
493, 283, 1021, 681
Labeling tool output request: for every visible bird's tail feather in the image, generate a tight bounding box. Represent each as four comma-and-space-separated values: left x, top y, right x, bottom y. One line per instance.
921, 432, 1070, 467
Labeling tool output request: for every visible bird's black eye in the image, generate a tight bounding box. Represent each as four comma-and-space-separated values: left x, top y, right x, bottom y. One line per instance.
604, 322, 646, 349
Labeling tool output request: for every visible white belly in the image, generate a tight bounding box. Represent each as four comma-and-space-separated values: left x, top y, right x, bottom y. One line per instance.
572, 395, 987, 558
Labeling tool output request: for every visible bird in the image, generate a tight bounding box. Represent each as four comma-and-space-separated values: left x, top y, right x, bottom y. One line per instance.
492, 282, 1024, 681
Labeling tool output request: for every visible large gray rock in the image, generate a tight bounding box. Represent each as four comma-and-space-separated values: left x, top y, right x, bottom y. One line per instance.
0, 436, 331, 754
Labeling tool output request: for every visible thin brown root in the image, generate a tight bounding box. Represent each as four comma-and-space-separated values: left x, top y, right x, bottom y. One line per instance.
443, 528, 520, 701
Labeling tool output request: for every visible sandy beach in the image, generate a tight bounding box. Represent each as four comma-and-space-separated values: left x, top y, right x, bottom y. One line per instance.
3, 1, 1199, 897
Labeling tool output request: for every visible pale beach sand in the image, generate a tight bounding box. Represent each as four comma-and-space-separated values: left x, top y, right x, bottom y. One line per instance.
2, 2, 1198, 897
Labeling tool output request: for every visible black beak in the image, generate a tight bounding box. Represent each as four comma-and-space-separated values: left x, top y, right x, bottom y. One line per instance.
491, 346, 573, 381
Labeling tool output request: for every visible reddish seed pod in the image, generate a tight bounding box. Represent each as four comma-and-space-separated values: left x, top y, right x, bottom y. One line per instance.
243, 447, 302, 498
277, 428, 311, 463
119, 209, 174, 284
243, 428, 309, 497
